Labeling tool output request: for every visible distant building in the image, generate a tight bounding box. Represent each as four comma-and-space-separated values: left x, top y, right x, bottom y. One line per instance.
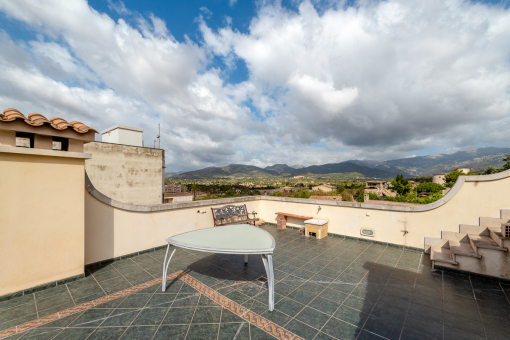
259, 187, 301, 195
165, 184, 182, 193
408, 180, 417, 189
164, 192, 193, 204
309, 196, 342, 201
312, 184, 337, 192
101, 124, 143, 147
432, 173, 446, 186
458, 168, 470, 174
364, 181, 396, 198
195, 191, 207, 198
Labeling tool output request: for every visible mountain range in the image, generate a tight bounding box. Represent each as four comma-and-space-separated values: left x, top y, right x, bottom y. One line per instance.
169, 146, 510, 180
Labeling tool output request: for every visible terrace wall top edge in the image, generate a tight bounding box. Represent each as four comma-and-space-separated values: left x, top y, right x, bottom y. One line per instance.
85, 169, 510, 213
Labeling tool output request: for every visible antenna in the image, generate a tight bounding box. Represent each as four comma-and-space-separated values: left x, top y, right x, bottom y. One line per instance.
157, 123, 161, 149
154, 140, 156, 148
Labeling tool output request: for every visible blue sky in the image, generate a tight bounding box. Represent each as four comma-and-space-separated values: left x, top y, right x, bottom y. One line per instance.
0, 0, 509, 172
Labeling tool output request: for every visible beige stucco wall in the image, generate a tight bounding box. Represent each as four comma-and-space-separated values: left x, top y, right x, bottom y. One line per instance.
84, 193, 260, 264
0, 153, 85, 296
84, 171, 510, 266
84, 142, 164, 205
259, 176, 510, 249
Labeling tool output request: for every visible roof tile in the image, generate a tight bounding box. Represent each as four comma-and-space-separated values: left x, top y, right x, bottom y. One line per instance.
0, 108, 98, 134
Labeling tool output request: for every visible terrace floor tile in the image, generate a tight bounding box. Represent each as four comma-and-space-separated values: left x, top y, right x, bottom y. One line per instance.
2, 224, 510, 340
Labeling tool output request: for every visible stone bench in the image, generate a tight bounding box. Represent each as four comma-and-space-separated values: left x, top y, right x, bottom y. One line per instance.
275, 212, 313, 230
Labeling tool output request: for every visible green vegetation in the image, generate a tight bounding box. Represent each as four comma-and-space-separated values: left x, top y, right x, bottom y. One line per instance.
267, 180, 365, 202
383, 174, 443, 204
504, 155, 510, 170
481, 154, 510, 175
390, 174, 412, 195
293, 190, 311, 199
356, 192, 380, 202
406, 176, 432, 183
175, 183, 262, 201
416, 182, 444, 194
384, 192, 443, 204
483, 166, 499, 174
444, 168, 477, 187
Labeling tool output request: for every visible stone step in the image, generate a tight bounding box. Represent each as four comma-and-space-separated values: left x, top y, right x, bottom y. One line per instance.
468, 234, 508, 255
459, 224, 489, 236
480, 217, 509, 229
431, 246, 458, 265
449, 240, 481, 258
424, 237, 449, 254
501, 209, 510, 220
441, 231, 469, 243
489, 229, 507, 248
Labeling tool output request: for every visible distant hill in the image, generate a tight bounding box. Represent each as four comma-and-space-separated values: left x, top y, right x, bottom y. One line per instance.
171, 164, 275, 180
370, 147, 510, 176
291, 162, 394, 178
265, 164, 295, 174
347, 160, 413, 177
173, 162, 394, 179
168, 146, 510, 180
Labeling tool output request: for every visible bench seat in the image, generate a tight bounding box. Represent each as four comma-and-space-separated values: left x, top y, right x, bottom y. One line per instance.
275, 212, 313, 230
212, 204, 258, 227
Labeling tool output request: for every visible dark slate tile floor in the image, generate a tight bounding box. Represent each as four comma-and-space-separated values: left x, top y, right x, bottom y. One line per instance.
1, 224, 510, 339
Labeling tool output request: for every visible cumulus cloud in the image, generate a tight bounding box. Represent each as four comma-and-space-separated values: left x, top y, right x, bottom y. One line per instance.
0, 0, 509, 171
287, 74, 358, 117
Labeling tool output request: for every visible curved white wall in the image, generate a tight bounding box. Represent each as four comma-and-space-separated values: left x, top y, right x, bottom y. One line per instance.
85, 170, 510, 264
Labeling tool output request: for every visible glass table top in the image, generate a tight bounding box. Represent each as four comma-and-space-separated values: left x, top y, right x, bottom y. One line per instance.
166, 224, 275, 254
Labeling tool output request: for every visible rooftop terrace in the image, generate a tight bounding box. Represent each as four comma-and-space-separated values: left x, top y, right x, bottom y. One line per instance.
1, 224, 509, 340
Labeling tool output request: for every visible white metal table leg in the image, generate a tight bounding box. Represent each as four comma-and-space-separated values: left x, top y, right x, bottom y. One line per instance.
162, 245, 176, 292
267, 254, 274, 311
261, 254, 274, 311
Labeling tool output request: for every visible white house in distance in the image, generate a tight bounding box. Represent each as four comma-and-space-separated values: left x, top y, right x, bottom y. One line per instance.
101, 124, 143, 147
312, 184, 337, 192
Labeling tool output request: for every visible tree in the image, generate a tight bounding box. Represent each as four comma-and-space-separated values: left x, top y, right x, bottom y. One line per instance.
503, 154, 510, 170
390, 174, 412, 195
356, 192, 380, 202
416, 182, 444, 194
293, 190, 310, 199
444, 168, 465, 187
483, 166, 499, 175
189, 183, 199, 201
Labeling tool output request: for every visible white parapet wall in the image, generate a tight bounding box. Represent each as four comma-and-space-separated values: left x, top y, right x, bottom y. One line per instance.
84, 170, 510, 265
85, 174, 261, 264
258, 174, 510, 249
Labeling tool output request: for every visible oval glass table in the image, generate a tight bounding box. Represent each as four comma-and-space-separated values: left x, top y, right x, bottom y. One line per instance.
162, 224, 276, 310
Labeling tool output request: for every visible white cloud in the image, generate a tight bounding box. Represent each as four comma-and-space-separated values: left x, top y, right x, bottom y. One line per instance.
0, 0, 509, 172
107, 0, 131, 15
287, 74, 358, 117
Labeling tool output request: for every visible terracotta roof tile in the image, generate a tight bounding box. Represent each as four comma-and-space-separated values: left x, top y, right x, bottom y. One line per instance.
0, 108, 98, 134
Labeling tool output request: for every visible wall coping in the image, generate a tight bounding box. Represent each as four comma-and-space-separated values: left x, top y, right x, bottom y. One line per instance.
0, 145, 92, 159
85, 169, 510, 213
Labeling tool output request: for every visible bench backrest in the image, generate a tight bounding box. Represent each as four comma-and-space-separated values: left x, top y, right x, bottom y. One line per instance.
211, 204, 249, 225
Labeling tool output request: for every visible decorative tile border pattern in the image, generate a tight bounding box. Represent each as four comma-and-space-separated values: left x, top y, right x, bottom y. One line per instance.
0, 270, 303, 340
180, 272, 304, 340
0, 272, 181, 339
